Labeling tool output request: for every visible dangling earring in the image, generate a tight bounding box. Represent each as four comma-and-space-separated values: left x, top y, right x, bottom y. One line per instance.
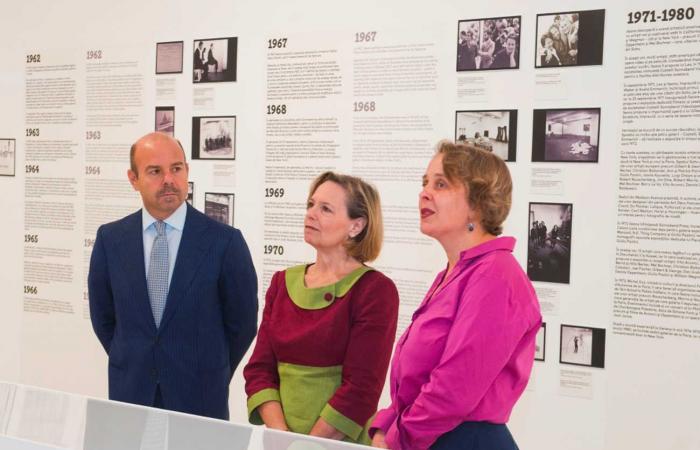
467, 222, 475, 232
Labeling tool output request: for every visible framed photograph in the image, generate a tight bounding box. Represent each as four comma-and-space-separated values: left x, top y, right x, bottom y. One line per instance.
191, 116, 236, 160
535, 9, 605, 68
560, 324, 606, 368
187, 182, 194, 206
0, 138, 16, 177
155, 106, 175, 137
457, 16, 521, 71
156, 41, 184, 74
193, 37, 237, 83
535, 323, 546, 361
531, 108, 600, 162
455, 110, 518, 161
527, 202, 572, 284
205, 192, 234, 226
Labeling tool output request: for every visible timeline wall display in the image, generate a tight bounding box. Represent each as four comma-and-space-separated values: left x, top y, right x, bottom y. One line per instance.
1, 1, 700, 450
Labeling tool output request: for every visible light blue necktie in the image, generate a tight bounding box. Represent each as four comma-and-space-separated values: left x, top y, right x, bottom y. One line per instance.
147, 220, 169, 328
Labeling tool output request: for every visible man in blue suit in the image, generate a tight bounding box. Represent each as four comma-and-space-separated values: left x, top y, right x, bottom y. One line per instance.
88, 132, 257, 420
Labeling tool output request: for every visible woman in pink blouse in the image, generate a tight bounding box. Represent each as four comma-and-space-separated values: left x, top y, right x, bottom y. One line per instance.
370, 141, 541, 450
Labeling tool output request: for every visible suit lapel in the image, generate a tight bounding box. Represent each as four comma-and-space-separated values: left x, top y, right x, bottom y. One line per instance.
115, 210, 157, 332
159, 204, 214, 332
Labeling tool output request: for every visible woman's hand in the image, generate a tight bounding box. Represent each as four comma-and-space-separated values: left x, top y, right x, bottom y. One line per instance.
259, 401, 290, 431
371, 430, 389, 448
308, 417, 345, 440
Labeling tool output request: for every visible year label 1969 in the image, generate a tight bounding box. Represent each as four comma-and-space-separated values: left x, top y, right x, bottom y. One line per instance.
265, 187, 285, 198
86, 50, 103, 60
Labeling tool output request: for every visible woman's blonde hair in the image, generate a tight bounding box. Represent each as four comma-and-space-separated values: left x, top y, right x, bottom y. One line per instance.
436, 140, 512, 235
308, 172, 383, 262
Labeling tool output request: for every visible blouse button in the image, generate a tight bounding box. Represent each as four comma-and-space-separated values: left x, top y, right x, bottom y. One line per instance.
324, 292, 334, 301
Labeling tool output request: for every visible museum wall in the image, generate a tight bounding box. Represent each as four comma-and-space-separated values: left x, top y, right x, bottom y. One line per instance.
1, 0, 699, 448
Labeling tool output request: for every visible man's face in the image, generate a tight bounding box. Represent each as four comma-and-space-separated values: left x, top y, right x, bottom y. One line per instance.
128, 135, 189, 220
506, 38, 516, 54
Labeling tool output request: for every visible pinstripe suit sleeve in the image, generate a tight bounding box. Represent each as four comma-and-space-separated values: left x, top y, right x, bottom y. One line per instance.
220, 228, 259, 375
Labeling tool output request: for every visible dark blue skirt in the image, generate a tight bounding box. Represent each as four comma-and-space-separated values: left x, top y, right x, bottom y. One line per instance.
431, 422, 519, 450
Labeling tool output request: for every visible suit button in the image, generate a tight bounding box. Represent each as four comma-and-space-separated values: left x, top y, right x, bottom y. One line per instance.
324, 292, 333, 301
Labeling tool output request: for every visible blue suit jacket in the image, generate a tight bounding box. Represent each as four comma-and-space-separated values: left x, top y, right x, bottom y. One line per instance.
88, 203, 258, 420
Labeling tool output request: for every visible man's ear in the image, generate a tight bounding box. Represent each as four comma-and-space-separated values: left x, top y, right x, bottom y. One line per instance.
127, 169, 138, 190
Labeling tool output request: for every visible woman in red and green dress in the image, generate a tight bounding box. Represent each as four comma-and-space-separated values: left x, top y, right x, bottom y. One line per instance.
244, 172, 399, 444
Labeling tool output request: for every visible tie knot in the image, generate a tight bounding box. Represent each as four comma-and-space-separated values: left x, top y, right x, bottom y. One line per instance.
154, 220, 166, 236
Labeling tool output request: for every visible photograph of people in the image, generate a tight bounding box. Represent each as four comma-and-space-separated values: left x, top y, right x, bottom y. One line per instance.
244, 172, 399, 444
191, 116, 236, 160
192, 37, 237, 83
457, 16, 520, 71
560, 324, 606, 368
535, 10, 605, 68
527, 202, 573, 284
370, 141, 541, 450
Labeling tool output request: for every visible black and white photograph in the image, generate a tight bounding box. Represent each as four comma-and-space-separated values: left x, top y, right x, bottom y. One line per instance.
535, 10, 605, 68
205, 192, 234, 226
535, 323, 546, 362
560, 324, 606, 368
191, 115, 236, 160
531, 108, 600, 162
527, 202, 572, 284
187, 182, 194, 206
455, 110, 518, 161
155, 106, 175, 137
0, 138, 16, 176
156, 41, 184, 74
457, 16, 521, 71
193, 37, 237, 83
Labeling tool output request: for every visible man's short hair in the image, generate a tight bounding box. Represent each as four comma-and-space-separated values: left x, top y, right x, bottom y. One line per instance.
130, 137, 186, 175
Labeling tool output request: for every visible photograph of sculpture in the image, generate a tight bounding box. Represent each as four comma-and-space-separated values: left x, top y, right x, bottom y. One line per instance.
457, 16, 521, 71
560, 324, 606, 368
187, 182, 194, 206
0, 138, 15, 176
531, 108, 600, 162
155, 41, 184, 74
535, 323, 546, 362
205, 192, 234, 226
535, 9, 605, 68
527, 202, 573, 284
193, 37, 237, 83
455, 110, 518, 161
155, 107, 175, 137
191, 115, 236, 160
